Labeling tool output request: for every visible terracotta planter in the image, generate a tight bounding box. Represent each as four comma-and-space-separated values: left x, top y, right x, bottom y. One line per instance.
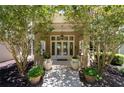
70, 59, 79, 70
43, 59, 52, 70
29, 76, 41, 85
84, 75, 96, 83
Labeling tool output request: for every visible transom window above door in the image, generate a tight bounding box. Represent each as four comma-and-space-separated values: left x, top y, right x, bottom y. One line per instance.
50, 35, 74, 41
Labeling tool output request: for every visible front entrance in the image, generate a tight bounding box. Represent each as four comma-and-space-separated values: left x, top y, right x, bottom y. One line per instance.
50, 35, 75, 59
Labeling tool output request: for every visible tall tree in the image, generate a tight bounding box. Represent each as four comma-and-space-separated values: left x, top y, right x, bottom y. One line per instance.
0, 6, 30, 76
0, 5, 54, 76
64, 5, 124, 74
90, 6, 124, 74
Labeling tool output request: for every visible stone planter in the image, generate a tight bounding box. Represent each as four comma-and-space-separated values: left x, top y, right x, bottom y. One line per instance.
43, 59, 52, 70
29, 76, 41, 85
70, 59, 79, 70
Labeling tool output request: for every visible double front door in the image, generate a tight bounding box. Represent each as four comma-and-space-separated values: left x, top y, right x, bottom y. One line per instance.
51, 35, 75, 57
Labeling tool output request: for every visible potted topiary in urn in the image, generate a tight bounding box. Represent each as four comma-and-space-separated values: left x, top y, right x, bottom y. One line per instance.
70, 56, 80, 70
28, 65, 45, 85
43, 52, 52, 70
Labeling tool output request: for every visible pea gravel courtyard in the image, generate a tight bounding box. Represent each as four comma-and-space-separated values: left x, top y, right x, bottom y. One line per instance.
0, 60, 124, 87
41, 65, 82, 87
38, 64, 124, 87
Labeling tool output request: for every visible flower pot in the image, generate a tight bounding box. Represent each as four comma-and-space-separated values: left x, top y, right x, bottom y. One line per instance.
84, 75, 96, 83
43, 59, 52, 70
29, 76, 41, 85
70, 59, 79, 70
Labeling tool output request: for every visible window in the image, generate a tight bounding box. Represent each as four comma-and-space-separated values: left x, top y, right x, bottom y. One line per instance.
50, 35, 75, 56
57, 42, 61, 55
57, 36, 61, 40
51, 36, 55, 40
69, 36, 74, 40
63, 42, 68, 55
63, 36, 68, 40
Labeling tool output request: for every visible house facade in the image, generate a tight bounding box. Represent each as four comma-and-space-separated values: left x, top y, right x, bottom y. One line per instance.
42, 13, 83, 59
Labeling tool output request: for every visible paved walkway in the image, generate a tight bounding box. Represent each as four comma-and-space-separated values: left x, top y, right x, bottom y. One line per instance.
41, 65, 82, 87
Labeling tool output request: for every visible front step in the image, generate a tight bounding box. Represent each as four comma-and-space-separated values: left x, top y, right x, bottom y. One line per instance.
52, 61, 71, 67
57, 59, 68, 61
51, 56, 71, 60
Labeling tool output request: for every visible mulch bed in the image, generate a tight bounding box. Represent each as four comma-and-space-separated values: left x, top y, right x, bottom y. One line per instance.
79, 65, 124, 87
0, 62, 37, 87
0, 61, 124, 87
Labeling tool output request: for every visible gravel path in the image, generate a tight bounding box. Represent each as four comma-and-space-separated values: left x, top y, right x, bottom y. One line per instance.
41, 65, 82, 87
39, 65, 124, 87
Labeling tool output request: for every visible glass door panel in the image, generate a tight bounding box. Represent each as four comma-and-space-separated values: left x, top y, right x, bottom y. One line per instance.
70, 42, 73, 56
52, 42, 55, 55
63, 42, 68, 55
57, 42, 61, 55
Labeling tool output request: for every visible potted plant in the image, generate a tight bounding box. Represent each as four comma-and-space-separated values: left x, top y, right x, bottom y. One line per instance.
84, 67, 97, 83
70, 56, 80, 70
43, 52, 52, 70
28, 65, 45, 85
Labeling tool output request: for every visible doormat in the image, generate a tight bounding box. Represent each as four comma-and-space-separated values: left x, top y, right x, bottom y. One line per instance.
57, 59, 68, 61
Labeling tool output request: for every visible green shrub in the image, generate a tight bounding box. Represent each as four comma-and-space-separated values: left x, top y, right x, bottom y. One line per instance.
95, 52, 124, 66
43, 52, 50, 59
120, 68, 124, 74
28, 65, 44, 78
84, 67, 98, 76
111, 54, 124, 66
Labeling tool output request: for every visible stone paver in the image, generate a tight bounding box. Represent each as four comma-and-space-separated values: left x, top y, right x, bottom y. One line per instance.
41, 65, 82, 87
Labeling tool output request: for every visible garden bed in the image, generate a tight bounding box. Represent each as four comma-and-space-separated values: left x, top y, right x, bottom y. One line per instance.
79, 65, 124, 87
0, 62, 124, 87
0, 61, 43, 87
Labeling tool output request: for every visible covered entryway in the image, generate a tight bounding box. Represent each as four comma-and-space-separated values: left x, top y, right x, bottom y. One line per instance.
50, 35, 75, 59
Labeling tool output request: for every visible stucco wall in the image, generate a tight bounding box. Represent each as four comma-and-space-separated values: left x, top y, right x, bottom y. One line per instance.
0, 44, 13, 62
118, 44, 124, 54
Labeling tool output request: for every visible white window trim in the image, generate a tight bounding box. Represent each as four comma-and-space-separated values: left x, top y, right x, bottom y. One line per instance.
50, 35, 75, 57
